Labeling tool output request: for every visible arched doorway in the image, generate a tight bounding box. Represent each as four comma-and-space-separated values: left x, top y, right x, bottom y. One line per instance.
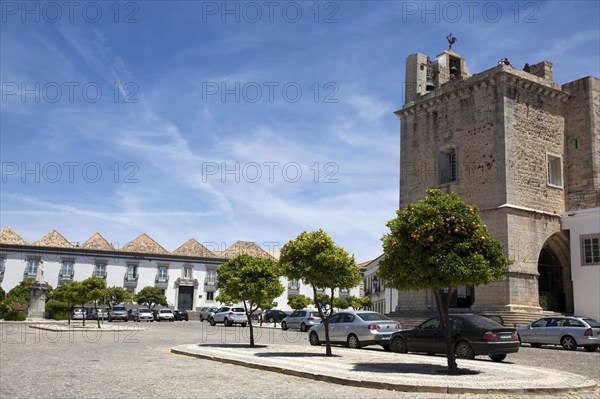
538, 233, 572, 313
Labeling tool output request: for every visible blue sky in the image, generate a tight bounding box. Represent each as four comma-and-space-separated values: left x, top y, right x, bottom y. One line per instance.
1, 1, 599, 262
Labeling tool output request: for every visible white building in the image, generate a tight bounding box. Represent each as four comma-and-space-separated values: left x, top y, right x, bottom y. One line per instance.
561, 208, 600, 320
0, 227, 360, 312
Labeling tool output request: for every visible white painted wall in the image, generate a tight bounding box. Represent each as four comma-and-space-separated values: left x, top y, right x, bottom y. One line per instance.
562, 207, 600, 320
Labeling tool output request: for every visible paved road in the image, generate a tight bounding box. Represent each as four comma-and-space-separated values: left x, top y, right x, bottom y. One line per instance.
1, 321, 598, 399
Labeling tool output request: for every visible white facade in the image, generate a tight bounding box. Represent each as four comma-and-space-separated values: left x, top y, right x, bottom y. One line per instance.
0, 240, 361, 312
361, 256, 399, 314
561, 207, 600, 320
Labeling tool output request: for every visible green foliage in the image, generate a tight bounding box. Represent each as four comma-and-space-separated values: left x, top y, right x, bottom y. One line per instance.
0, 286, 5, 302
379, 189, 511, 291
333, 297, 350, 310
105, 286, 133, 307
314, 293, 331, 308
81, 277, 107, 305
46, 299, 70, 320
134, 286, 168, 310
216, 254, 284, 346
280, 229, 361, 356
280, 230, 361, 292
287, 294, 312, 310
5, 279, 52, 305
3, 304, 27, 321
354, 296, 373, 310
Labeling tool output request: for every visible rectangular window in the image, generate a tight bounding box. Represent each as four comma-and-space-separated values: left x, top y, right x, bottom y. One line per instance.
183, 266, 193, 279
158, 266, 168, 281
288, 279, 299, 289
61, 260, 74, 278
206, 291, 214, 301
27, 258, 39, 275
0, 257, 5, 274
547, 153, 563, 187
127, 263, 137, 279
439, 148, 457, 184
94, 262, 106, 278
205, 270, 216, 285
582, 235, 600, 265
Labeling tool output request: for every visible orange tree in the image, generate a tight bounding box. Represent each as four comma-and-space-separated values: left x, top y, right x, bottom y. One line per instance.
280, 229, 361, 356
216, 254, 284, 347
379, 189, 511, 374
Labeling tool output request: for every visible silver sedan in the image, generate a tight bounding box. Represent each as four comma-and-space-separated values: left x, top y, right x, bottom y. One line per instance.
308, 311, 402, 350
517, 316, 600, 351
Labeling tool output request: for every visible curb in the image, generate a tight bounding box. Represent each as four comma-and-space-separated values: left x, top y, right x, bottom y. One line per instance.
170, 347, 598, 395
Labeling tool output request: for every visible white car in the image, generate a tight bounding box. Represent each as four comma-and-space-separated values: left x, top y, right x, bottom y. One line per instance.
135, 308, 154, 322
72, 308, 86, 320
209, 307, 247, 327
156, 308, 175, 322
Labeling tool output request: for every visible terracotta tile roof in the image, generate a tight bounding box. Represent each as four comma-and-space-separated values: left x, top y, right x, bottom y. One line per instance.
221, 241, 276, 260
33, 230, 74, 248
173, 239, 217, 258
121, 233, 169, 254
0, 227, 27, 245
81, 232, 115, 251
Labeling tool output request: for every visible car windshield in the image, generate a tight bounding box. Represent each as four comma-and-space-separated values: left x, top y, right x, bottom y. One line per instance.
584, 318, 600, 328
310, 312, 321, 318
463, 315, 504, 329
160, 309, 172, 313
113, 307, 126, 311
356, 313, 391, 321
139, 309, 151, 313
232, 308, 245, 312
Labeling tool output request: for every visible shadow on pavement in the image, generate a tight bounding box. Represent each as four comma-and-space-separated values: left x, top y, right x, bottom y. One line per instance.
197, 343, 268, 349
353, 363, 480, 375
254, 352, 341, 358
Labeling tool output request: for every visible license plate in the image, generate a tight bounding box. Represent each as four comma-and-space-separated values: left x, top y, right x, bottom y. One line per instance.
381, 335, 391, 340
500, 334, 512, 339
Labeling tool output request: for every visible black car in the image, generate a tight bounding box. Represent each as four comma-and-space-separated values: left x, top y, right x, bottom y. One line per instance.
263, 310, 289, 323
390, 314, 520, 362
173, 310, 189, 321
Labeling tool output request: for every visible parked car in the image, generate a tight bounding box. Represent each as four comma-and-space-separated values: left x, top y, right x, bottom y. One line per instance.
199, 307, 219, 322
72, 308, 86, 320
108, 306, 129, 322
135, 308, 154, 322
156, 308, 175, 322
281, 310, 321, 332
90, 308, 109, 320
173, 310, 189, 321
263, 310, 289, 323
390, 314, 520, 362
210, 307, 247, 327
308, 311, 402, 350
517, 316, 600, 351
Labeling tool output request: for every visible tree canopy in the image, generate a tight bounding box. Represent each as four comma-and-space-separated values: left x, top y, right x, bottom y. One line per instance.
280, 229, 361, 356
379, 189, 511, 373
287, 294, 312, 310
216, 254, 284, 346
105, 286, 133, 308
134, 286, 167, 310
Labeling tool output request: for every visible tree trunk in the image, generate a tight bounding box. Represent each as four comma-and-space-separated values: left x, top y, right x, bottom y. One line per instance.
323, 319, 332, 356
433, 289, 457, 375
95, 303, 100, 329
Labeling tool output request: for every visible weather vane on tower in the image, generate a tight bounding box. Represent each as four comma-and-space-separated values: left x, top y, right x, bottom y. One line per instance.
446, 33, 457, 50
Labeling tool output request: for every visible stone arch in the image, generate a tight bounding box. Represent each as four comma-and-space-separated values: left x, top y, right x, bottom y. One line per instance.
537, 232, 572, 313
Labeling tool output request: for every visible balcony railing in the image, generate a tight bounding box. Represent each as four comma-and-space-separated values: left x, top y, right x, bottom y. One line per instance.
288, 282, 300, 290
23, 271, 37, 280
59, 272, 74, 281
204, 278, 216, 286
93, 271, 107, 279
155, 275, 169, 284
124, 273, 138, 286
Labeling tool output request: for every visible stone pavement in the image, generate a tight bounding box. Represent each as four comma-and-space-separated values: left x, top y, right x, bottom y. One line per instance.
171, 343, 598, 395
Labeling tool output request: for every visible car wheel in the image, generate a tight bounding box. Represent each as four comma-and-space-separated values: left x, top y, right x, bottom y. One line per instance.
561, 336, 577, 351
124, 319, 127, 323
300, 322, 307, 332
108, 318, 112, 322
241, 322, 247, 327
347, 334, 361, 349
281, 321, 288, 331
309, 332, 321, 346
455, 342, 475, 360
209, 318, 216, 326
530, 343, 542, 348
489, 354, 507, 362
584, 345, 598, 352
382, 344, 391, 352
223, 318, 230, 327
391, 337, 407, 353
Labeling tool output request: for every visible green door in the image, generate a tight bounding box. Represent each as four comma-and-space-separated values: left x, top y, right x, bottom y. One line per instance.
178, 286, 194, 310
